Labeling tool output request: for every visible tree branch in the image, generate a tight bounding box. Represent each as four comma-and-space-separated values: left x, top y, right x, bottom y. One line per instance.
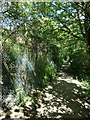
56, 17, 81, 39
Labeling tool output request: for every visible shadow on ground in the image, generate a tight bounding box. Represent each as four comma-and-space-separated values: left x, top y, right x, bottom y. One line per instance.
35, 72, 90, 118
0, 72, 90, 119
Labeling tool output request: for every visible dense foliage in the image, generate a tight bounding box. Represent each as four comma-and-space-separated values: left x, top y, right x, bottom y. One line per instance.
0, 2, 90, 104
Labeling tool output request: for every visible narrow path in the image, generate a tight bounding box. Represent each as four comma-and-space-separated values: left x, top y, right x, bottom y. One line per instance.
0, 71, 90, 119
35, 71, 90, 118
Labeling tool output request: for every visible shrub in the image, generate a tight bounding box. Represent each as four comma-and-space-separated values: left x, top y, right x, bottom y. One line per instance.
68, 49, 90, 81
34, 55, 57, 88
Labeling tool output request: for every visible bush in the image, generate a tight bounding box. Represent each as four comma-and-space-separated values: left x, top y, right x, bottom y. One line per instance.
68, 49, 90, 81
15, 87, 34, 107
34, 55, 57, 88
50, 44, 63, 69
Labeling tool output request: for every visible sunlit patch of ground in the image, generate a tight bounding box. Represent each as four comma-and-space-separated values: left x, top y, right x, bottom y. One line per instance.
0, 71, 90, 119
0, 107, 6, 119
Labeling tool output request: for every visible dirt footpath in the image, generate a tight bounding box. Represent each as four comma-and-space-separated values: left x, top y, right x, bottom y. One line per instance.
35, 72, 90, 118
0, 72, 90, 119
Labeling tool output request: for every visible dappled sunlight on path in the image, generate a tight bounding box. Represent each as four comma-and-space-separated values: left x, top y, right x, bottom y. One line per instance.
35, 71, 90, 118
0, 71, 90, 119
